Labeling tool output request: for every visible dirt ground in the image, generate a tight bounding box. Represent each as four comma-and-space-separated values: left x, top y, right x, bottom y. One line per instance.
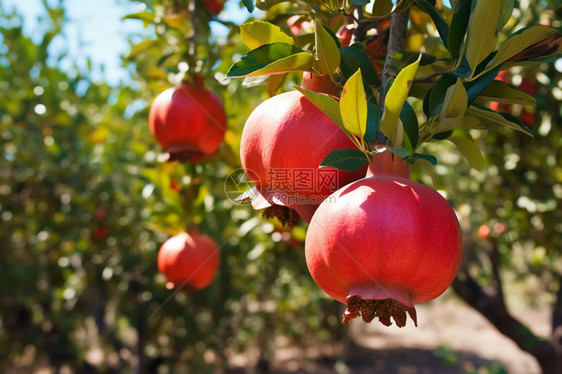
264, 291, 548, 374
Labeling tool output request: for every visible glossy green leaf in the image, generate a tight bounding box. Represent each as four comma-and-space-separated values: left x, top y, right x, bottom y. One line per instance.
428, 73, 458, 116
448, 136, 484, 170
465, 0, 500, 72
315, 20, 341, 75
438, 79, 468, 132
479, 80, 537, 106
240, 21, 294, 50
293, 86, 343, 129
482, 25, 559, 75
466, 105, 533, 136
465, 66, 500, 105
320, 148, 368, 171
340, 69, 368, 138
339, 46, 380, 85
410, 156, 437, 187
381, 57, 420, 146
227, 43, 313, 77
400, 100, 418, 154
242, 0, 255, 12
499, 0, 515, 30
364, 100, 381, 143
415, 0, 449, 48
448, 0, 472, 60
352, 0, 371, 5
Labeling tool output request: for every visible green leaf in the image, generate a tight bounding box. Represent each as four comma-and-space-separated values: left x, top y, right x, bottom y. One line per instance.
122, 11, 156, 25
466, 105, 533, 136
352, 0, 371, 5
448, 0, 472, 60
465, 0, 500, 73
227, 43, 313, 77
320, 148, 368, 171
438, 79, 468, 132
266, 74, 286, 97
415, 0, 449, 48
478, 80, 537, 106
127, 39, 158, 58
381, 57, 420, 146
340, 69, 368, 138
293, 86, 343, 129
364, 100, 381, 143
465, 66, 500, 105
499, 0, 515, 30
390, 147, 408, 159
339, 46, 380, 86
428, 73, 458, 116
411, 157, 436, 187
314, 20, 341, 75
242, 0, 255, 12
448, 136, 484, 170
240, 21, 294, 50
400, 100, 418, 154
371, 0, 394, 16
391, 51, 437, 66
482, 25, 559, 75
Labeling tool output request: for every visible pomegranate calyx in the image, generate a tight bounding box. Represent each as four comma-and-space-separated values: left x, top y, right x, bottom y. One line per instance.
342, 295, 418, 328
262, 205, 301, 228
166, 144, 206, 163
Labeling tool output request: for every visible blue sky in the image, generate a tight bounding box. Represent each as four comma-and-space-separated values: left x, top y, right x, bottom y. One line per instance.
2, 0, 249, 86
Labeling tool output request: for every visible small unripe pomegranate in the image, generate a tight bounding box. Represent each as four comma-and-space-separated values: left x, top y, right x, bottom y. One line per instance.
305, 153, 462, 327
157, 231, 220, 291
240, 90, 366, 226
148, 83, 227, 163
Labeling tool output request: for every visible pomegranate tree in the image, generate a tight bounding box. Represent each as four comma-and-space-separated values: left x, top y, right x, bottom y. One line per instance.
240, 90, 366, 226
305, 153, 462, 327
148, 83, 227, 163
157, 231, 220, 291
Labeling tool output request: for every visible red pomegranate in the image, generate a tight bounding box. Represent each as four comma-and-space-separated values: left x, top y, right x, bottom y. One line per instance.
157, 231, 220, 291
204, 0, 225, 15
301, 72, 341, 96
304, 153, 462, 327
240, 90, 367, 226
148, 83, 227, 163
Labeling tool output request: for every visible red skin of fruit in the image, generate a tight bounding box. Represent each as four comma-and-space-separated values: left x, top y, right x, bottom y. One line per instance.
157, 232, 220, 291
240, 90, 367, 223
148, 84, 227, 163
301, 72, 341, 97
205, 0, 225, 15
305, 155, 462, 327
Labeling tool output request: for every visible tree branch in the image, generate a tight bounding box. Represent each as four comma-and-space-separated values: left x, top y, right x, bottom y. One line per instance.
378, 10, 409, 112
377, 10, 409, 145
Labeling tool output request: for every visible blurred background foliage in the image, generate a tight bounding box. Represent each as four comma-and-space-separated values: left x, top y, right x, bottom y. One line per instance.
0, 0, 561, 373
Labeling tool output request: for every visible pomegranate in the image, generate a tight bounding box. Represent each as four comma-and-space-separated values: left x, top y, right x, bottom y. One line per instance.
305, 153, 462, 327
157, 231, 220, 291
240, 90, 367, 226
148, 83, 227, 163
204, 0, 225, 15
478, 224, 491, 240
301, 72, 341, 96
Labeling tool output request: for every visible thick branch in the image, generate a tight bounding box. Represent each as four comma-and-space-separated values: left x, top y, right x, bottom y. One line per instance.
553, 278, 562, 333
453, 271, 558, 373
488, 239, 506, 309
378, 10, 409, 112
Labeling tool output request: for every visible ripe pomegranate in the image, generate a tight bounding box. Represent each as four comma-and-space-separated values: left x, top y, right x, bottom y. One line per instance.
301, 72, 341, 96
305, 153, 462, 327
204, 0, 225, 15
240, 90, 367, 226
148, 83, 227, 163
157, 231, 220, 291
